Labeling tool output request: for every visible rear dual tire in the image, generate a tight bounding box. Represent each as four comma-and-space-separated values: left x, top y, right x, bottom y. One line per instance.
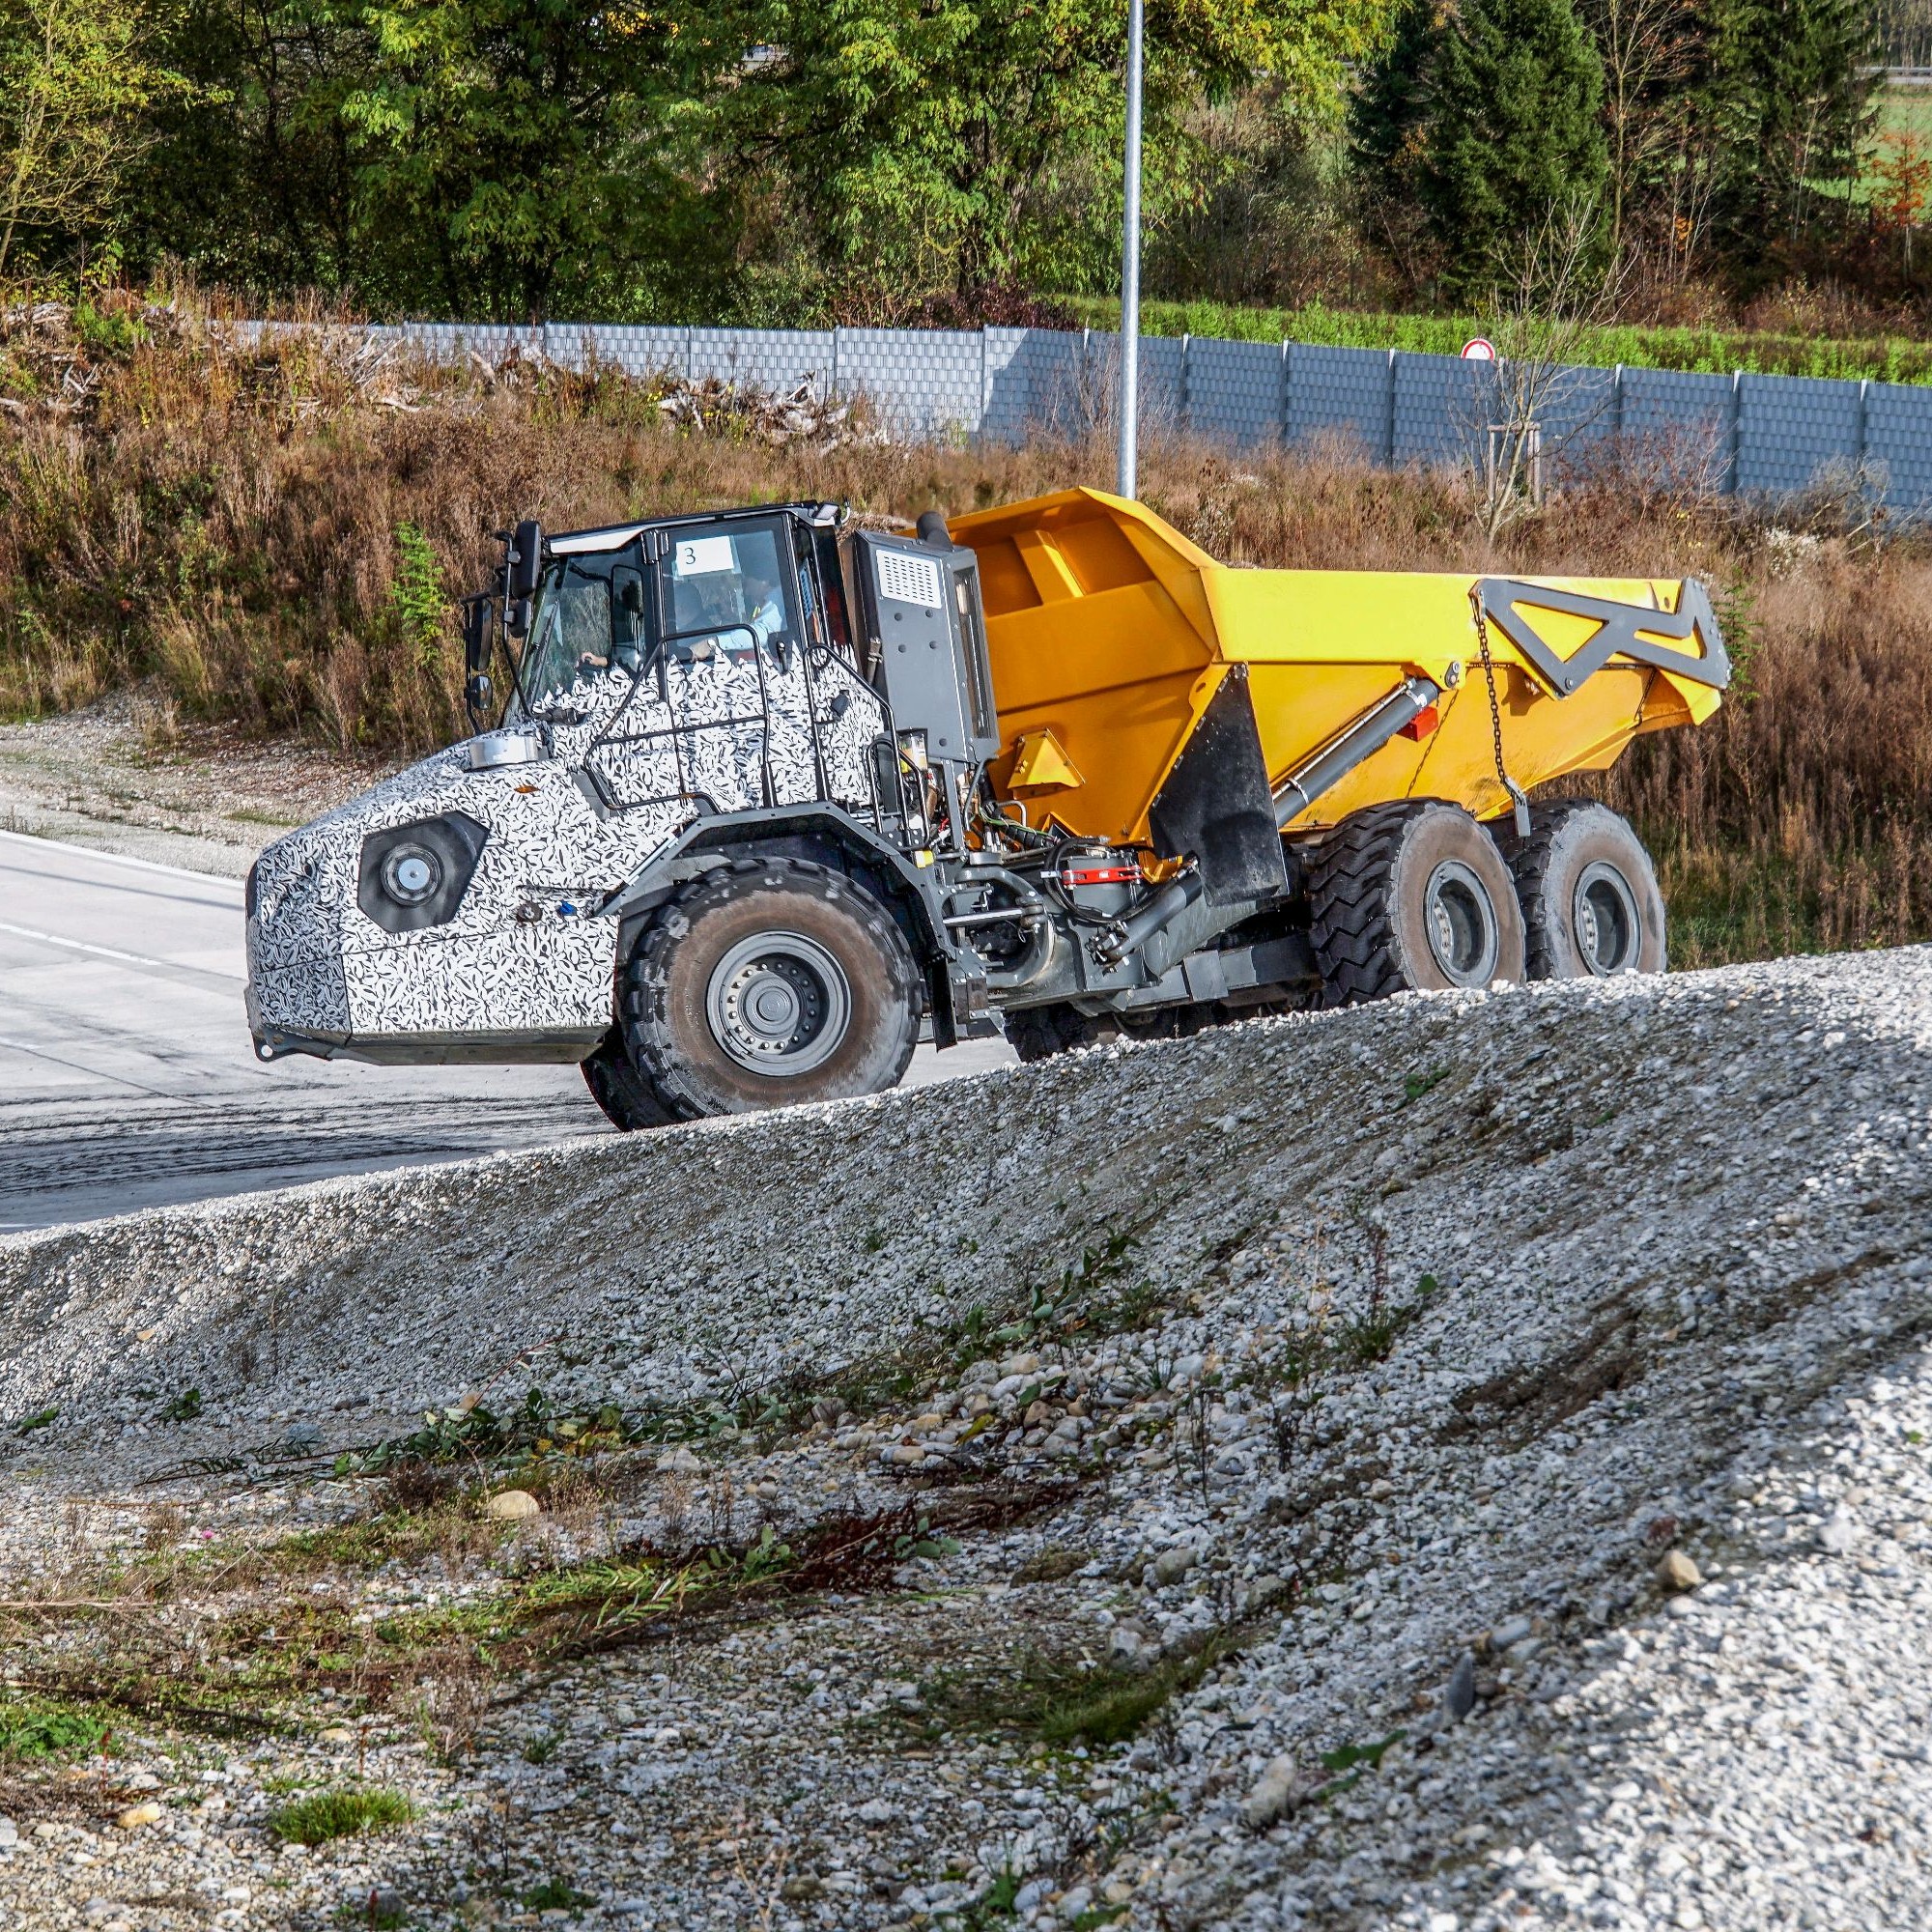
1504, 802, 1666, 980
1308, 797, 1663, 1007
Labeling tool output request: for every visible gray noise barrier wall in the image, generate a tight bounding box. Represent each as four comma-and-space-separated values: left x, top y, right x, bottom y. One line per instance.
271, 318, 1932, 519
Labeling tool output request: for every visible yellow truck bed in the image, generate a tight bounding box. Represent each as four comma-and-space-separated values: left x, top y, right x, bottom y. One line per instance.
948, 488, 1726, 847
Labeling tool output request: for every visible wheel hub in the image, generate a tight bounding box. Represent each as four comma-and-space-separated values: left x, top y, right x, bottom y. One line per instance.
706, 931, 851, 1077
1423, 859, 1499, 985
1573, 862, 1640, 974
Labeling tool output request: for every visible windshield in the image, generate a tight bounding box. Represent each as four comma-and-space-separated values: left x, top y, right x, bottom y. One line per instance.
516, 545, 647, 712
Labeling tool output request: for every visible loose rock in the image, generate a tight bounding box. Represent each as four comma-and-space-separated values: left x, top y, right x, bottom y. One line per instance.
1657, 1548, 1704, 1592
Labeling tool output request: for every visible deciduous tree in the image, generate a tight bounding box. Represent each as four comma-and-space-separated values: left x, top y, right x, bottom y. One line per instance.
333, 0, 742, 319
0, 0, 189, 275
1578, 0, 1699, 261
741, 0, 1401, 310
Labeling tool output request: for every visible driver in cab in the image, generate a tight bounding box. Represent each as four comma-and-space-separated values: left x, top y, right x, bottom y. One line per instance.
668, 538, 785, 669
724, 568, 784, 663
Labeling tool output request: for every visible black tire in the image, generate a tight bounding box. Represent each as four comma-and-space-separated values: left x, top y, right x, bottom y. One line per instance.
617, 858, 921, 1120
1309, 800, 1526, 1007
1505, 802, 1666, 980
581, 1035, 676, 1132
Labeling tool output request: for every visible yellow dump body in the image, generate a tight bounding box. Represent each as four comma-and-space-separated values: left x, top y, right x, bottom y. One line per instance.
949, 487, 1725, 846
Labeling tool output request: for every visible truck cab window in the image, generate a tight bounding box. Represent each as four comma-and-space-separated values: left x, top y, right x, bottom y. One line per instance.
518, 546, 646, 706
661, 526, 797, 660
810, 526, 853, 653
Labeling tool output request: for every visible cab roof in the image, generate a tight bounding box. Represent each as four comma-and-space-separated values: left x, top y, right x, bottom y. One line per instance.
546, 500, 842, 557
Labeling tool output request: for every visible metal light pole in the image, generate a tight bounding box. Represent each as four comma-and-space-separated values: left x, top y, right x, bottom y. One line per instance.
1118, 0, 1144, 499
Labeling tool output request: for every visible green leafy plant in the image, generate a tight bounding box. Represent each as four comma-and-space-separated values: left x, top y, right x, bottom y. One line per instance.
522, 1878, 595, 1913
1339, 1274, 1439, 1367
268, 1785, 416, 1845
1714, 573, 1760, 707
72, 299, 149, 359
158, 1387, 203, 1423
894, 1516, 960, 1562
14, 1406, 56, 1434
902, 1625, 1250, 1750
0, 1696, 110, 1759
390, 524, 448, 669
1402, 1066, 1450, 1105
1319, 1730, 1405, 1776
969, 1868, 1024, 1922
1316, 1729, 1406, 1797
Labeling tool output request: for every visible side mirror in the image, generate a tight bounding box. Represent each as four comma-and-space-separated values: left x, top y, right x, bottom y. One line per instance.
461, 596, 492, 676
465, 672, 494, 727
506, 519, 543, 602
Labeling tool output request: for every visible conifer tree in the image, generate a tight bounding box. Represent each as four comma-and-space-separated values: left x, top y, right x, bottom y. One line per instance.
1699, 0, 1878, 254
1409, 0, 1611, 293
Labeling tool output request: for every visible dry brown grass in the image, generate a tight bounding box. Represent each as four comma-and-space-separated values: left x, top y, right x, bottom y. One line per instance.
2, 302, 1928, 962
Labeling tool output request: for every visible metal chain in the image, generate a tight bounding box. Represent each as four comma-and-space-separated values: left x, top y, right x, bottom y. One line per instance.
1470, 585, 1532, 838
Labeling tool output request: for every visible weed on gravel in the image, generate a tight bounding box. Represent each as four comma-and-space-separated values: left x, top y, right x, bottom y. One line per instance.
1, 1479, 1071, 1762
267, 1784, 415, 1845
882, 1623, 1254, 1751
0, 1694, 110, 1760
314, 1236, 1153, 1490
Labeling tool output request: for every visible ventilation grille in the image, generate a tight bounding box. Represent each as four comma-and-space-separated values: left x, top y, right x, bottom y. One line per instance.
875, 548, 944, 610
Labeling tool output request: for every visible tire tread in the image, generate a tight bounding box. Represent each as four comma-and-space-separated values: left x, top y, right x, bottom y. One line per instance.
618, 858, 919, 1122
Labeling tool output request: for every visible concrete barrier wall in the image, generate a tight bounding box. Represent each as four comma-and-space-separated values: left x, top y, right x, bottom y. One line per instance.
299, 318, 1932, 514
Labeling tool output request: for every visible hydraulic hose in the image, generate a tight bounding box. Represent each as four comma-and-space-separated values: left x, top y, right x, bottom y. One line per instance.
1093, 867, 1204, 968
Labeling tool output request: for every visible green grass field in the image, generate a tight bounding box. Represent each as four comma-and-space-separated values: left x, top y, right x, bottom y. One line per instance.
1882, 85, 1932, 146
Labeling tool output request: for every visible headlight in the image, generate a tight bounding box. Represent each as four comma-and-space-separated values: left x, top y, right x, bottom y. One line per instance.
357, 812, 488, 934
380, 842, 442, 906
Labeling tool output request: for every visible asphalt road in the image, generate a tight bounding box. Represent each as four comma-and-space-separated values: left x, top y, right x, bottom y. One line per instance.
0, 831, 1013, 1234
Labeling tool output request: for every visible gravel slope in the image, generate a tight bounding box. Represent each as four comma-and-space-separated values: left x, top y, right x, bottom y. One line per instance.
1, 949, 1929, 1932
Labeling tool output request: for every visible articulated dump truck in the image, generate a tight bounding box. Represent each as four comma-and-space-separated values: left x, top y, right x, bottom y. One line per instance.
245, 488, 1728, 1127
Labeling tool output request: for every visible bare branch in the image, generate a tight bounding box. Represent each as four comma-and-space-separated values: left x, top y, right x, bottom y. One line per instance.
1468, 197, 1627, 539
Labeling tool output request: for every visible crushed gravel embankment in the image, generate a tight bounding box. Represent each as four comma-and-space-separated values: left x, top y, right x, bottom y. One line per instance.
1, 950, 1930, 1932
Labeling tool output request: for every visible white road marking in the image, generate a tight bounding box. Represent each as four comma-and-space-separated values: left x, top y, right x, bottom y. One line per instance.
0, 920, 247, 980
0, 825, 247, 888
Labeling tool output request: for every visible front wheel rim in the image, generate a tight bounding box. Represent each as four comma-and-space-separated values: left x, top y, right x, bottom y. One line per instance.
1423, 858, 1500, 985
1573, 862, 1642, 974
705, 930, 852, 1077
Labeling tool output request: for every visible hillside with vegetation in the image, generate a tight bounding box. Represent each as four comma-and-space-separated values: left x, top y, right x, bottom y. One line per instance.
0, 298, 1926, 969
0, 2, 1928, 971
